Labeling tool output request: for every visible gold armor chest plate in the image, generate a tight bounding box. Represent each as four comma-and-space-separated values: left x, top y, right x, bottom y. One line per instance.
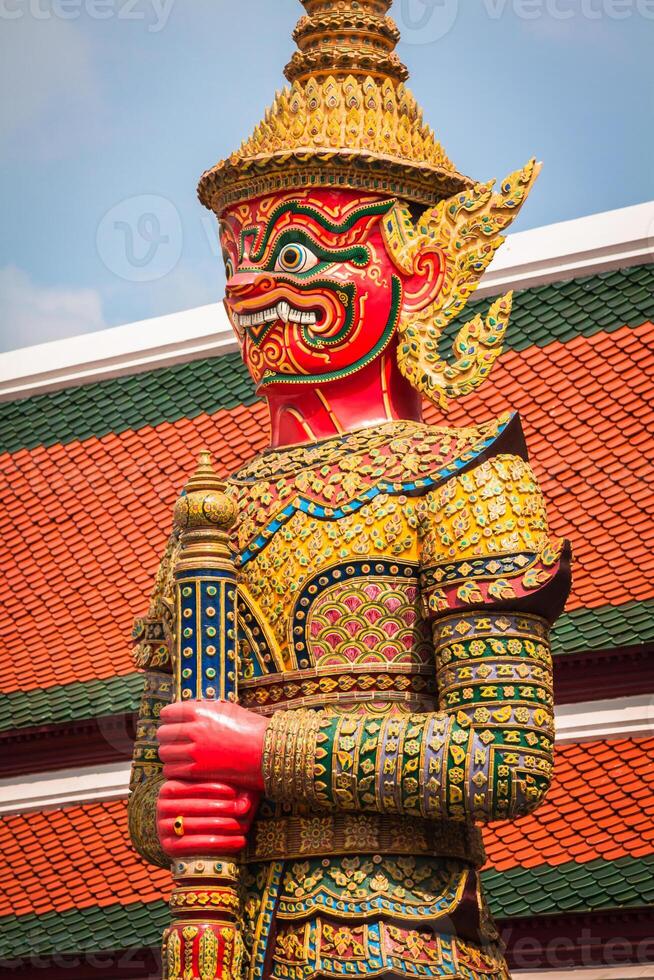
227, 417, 511, 716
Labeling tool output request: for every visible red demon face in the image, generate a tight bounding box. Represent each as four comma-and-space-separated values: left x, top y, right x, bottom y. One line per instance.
220, 189, 416, 391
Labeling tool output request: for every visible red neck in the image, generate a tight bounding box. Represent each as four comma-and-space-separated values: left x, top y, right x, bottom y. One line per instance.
264, 349, 423, 448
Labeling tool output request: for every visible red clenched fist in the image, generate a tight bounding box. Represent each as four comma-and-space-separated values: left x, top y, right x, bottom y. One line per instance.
157, 780, 259, 857
157, 700, 269, 790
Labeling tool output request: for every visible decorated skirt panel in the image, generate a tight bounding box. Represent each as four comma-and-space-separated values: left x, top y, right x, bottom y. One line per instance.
268, 920, 508, 980
245, 810, 484, 867
241, 858, 507, 980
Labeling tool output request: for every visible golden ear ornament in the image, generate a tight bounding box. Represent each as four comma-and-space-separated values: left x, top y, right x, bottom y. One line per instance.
382, 159, 542, 409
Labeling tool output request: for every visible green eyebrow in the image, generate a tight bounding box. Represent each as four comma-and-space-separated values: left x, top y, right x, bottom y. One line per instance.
240, 198, 395, 263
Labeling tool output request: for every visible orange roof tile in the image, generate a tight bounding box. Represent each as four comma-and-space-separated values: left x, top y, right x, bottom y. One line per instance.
1, 323, 652, 696
0, 800, 169, 918
484, 736, 654, 871
0, 401, 268, 695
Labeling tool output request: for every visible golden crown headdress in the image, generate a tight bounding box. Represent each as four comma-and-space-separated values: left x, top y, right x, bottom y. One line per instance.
198, 0, 474, 214
199, 0, 540, 409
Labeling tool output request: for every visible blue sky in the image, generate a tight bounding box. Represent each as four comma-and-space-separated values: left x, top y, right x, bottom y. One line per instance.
1, 0, 653, 352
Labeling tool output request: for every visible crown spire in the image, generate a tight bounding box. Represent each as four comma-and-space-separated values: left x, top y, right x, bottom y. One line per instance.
285, 0, 408, 85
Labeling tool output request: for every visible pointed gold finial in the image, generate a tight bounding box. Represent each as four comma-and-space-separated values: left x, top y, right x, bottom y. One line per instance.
173, 451, 237, 532
184, 449, 220, 491
285, 0, 408, 85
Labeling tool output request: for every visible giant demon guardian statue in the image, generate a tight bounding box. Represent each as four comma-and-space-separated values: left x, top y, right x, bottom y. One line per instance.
128, 4, 572, 979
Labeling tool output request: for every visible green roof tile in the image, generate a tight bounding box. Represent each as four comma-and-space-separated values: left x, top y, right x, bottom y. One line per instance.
0, 351, 260, 455
442, 264, 654, 355
0, 899, 168, 960
483, 854, 654, 918
551, 600, 654, 656
1, 265, 652, 455
0, 673, 143, 733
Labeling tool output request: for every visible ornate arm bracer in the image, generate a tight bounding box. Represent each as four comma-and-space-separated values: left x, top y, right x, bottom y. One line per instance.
262, 612, 554, 824
426, 610, 554, 822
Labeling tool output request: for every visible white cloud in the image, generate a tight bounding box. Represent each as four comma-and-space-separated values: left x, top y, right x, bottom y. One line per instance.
0, 265, 106, 351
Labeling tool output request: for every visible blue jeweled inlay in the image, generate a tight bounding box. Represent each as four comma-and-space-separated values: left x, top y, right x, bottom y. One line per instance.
175, 567, 237, 702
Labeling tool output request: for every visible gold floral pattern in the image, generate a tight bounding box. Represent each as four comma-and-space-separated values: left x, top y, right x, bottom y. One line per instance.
419, 454, 549, 566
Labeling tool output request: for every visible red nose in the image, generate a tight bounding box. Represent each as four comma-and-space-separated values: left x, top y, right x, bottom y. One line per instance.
227, 272, 277, 296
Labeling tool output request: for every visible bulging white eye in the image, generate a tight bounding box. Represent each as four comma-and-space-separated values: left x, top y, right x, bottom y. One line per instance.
274, 242, 319, 275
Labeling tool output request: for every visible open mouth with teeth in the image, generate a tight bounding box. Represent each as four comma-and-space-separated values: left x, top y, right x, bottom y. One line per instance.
232, 301, 320, 333
225, 281, 357, 388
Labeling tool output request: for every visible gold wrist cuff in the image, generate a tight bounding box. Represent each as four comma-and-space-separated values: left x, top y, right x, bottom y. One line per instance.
262, 709, 322, 804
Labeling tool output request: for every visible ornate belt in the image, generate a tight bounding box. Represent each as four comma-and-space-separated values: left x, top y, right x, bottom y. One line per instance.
240, 663, 437, 714
245, 811, 485, 868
